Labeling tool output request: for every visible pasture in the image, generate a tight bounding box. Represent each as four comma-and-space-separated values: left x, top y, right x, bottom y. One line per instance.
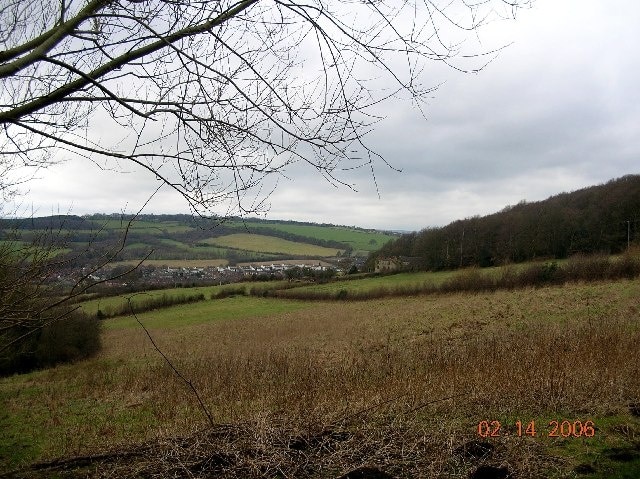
202, 233, 343, 257
274, 270, 459, 298
1, 217, 395, 269
237, 221, 396, 253
79, 282, 291, 318
88, 218, 194, 234
1, 278, 639, 477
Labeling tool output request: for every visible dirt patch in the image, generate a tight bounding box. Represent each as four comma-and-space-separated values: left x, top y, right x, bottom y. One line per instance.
454, 441, 495, 460
605, 446, 640, 463
468, 465, 512, 479
573, 463, 596, 475
336, 466, 395, 479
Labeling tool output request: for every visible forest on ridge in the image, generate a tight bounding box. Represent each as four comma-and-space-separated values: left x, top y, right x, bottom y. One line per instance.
371, 175, 640, 270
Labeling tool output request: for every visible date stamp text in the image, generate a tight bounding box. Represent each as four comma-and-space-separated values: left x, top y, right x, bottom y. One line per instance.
477, 420, 595, 438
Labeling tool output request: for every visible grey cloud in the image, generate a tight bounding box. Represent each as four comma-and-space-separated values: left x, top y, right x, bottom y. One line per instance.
12, 0, 640, 232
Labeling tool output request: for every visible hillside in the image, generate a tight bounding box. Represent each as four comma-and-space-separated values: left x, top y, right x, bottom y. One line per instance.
3, 276, 640, 477
0, 214, 396, 266
372, 175, 640, 269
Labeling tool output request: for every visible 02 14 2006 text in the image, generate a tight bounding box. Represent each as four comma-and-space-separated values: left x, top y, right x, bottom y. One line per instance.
477, 420, 595, 438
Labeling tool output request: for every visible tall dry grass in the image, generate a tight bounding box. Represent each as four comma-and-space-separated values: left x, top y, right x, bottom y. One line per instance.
76, 281, 640, 431
124, 308, 637, 423
3, 280, 639, 477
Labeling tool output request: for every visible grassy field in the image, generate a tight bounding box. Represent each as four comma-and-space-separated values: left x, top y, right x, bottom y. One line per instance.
121, 238, 231, 261
202, 233, 342, 257
0, 240, 72, 258
275, 270, 459, 298
0, 240, 28, 250
157, 239, 228, 257
100, 296, 310, 330
79, 282, 291, 318
157, 238, 192, 249
1, 278, 639, 477
2, 217, 395, 266
179, 243, 229, 258
123, 242, 152, 250
238, 221, 396, 252
78, 286, 214, 317
88, 219, 194, 234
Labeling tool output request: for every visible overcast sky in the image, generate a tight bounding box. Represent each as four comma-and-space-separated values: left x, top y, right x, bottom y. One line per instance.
14, 0, 640, 231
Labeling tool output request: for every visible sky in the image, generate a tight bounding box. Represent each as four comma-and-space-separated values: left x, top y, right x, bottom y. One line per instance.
12, 0, 640, 232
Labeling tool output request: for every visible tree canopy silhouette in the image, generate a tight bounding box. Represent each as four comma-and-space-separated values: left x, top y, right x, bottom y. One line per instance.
1, 0, 530, 213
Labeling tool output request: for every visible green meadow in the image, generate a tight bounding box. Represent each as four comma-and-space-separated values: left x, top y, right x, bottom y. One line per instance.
88, 219, 194, 234
239, 221, 396, 252
202, 233, 343, 257
275, 270, 458, 297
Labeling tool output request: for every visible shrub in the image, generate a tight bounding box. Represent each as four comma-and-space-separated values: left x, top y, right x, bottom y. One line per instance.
0, 310, 101, 376
441, 268, 496, 293
211, 286, 246, 299
335, 289, 348, 300
564, 254, 610, 282
496, 265, 519, 290
36, 312, 101, 367
608, 254, 640, 280
0, 234, 101, 376
513, 262, 564, 287
95, 292, 207, 319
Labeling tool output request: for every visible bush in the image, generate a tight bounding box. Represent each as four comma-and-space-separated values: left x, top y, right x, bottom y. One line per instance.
96, 292, 207, 319
0, 310, 101, 376
441, 268, 496, 293
608, 254, 640, 279
211, 286, 246, 299
563, 254, 610, 281
335, 289, 348, 300
497, 265, 519, 290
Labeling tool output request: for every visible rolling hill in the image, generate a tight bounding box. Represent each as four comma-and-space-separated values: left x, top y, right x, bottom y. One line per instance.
372, 174, 640, 270
0, 214, 397, 266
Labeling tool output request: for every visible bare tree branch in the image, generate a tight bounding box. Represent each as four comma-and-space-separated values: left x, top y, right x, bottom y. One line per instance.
1, 0, 531, 216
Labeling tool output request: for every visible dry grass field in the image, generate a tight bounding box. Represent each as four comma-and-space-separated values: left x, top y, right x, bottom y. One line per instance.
1, 279, 640, 477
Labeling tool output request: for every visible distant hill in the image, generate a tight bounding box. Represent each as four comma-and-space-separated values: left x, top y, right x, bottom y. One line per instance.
371, 175, 640, 270
0, 214, 397, 265
0, 214, 91, 231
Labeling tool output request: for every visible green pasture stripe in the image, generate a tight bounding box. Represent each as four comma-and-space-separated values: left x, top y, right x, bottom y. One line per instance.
102, 296, 311, 330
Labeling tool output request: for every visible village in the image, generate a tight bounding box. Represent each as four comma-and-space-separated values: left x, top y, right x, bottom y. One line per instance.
58, 257, 369, 292
143, 261, 337, 285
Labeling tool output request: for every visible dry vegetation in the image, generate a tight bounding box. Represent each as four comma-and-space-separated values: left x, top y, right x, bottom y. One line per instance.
2, 280, 640, 477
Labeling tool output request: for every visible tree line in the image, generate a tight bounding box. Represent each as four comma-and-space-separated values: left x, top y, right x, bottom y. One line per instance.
370, 175, 640, 270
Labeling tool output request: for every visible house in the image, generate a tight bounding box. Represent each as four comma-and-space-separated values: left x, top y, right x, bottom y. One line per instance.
375, 257, 402, 273
375, 256, 422, 273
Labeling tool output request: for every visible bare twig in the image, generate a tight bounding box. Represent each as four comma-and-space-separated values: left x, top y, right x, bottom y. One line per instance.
128, 298, 216, 429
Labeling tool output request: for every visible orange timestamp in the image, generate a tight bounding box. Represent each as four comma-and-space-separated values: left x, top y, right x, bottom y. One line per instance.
477, 419, 595, 438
